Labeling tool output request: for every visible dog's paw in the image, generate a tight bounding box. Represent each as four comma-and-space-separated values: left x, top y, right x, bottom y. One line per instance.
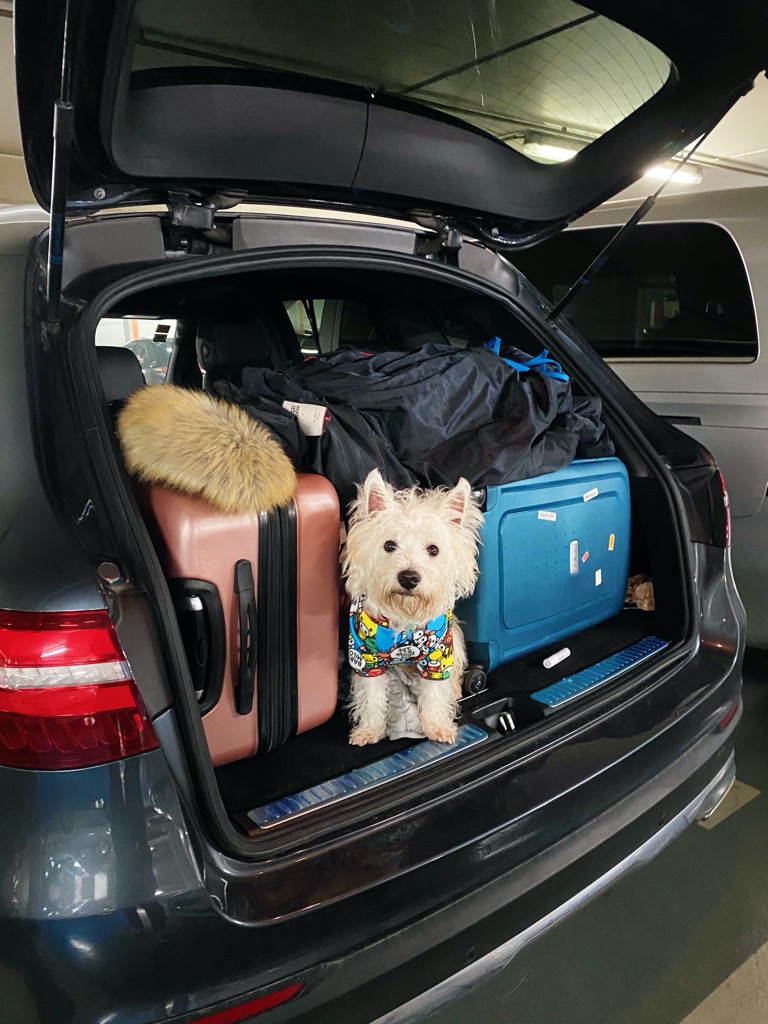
423, 722, 458, 744
349, 726, 386, 746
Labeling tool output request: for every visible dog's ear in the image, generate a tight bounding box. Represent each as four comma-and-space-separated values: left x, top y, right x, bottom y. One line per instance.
446, 478, 472, 524
362, 469, 391, 516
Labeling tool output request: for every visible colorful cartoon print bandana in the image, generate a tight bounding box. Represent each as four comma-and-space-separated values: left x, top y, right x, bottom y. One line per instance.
348, 594, 454, 680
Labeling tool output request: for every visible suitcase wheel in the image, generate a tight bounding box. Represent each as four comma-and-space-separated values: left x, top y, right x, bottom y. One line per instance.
462, 665, 488, 697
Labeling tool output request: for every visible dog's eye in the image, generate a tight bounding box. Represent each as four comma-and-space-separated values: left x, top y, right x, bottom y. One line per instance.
427, 544, 439, 557
384, 540, 397, 553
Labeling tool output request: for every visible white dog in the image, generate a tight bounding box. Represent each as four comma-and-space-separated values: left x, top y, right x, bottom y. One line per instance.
343, 470, 483, 745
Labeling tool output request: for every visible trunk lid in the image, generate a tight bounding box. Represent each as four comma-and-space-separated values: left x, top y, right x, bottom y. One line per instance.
14, 0, 768, 244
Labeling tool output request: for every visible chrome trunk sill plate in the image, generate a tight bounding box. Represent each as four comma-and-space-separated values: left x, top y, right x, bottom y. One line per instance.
531, 635, 669, 708
248, 723, 488, 828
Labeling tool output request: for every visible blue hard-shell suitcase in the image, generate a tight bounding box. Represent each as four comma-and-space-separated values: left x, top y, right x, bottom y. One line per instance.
460, 458, 631, 672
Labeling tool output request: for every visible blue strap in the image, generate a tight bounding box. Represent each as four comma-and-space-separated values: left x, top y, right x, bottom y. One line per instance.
484, 337, 569, 382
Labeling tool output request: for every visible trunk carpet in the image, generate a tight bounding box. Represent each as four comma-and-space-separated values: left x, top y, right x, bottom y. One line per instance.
216, 609, 663, 819
483, 608, 657, 695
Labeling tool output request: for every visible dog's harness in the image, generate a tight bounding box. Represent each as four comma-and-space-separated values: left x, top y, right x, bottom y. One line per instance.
348, 595, 454, 680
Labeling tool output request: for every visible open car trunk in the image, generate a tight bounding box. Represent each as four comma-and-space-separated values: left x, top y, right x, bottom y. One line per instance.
218, 607, 675, 834
91, 248, 689, 839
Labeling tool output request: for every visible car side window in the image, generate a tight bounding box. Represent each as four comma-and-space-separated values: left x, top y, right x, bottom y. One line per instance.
95, 317, 177, 384
284, 299, 326, 355
511, 222, 757, 360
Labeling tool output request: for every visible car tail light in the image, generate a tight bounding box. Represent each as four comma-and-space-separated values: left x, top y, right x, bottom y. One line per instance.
190, 983, 303, 1023
672, 465, 731, 549
0, 609, 159, 770
718, 698, 739, 730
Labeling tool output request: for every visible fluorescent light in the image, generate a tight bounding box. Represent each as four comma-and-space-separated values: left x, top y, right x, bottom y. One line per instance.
643, 164, 702, 185
522, 142, 580, 163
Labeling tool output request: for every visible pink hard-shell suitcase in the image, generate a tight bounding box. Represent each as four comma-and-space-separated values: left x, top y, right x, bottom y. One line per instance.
141, 474, 340, 766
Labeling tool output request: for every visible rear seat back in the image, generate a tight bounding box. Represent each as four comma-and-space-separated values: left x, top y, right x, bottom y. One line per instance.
96, 346, 146, 409
196, 303, 302, 390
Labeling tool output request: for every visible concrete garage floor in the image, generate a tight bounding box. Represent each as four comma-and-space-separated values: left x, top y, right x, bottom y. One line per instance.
428, 648, 768, 1024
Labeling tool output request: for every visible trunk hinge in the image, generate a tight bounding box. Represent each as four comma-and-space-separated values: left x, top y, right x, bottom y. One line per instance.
164, 190, 246, 253
167, 191, 218, 232
411, 212, 463, 263
45, 0, 76, 337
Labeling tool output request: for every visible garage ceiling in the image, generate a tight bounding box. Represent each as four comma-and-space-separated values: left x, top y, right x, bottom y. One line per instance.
0, 7, 766, 208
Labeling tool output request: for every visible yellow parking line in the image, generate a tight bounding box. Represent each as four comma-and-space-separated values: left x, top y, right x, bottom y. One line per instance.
680, 938, 768, 1022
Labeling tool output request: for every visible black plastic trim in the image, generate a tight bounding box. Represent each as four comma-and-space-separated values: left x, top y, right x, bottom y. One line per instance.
661, 415, 703, 426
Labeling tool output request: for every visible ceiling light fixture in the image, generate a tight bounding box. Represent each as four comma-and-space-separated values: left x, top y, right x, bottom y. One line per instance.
520, 132, 704, 183
643, 164, 703, 185
520, 135, 584, 163
523, 142, 579, 163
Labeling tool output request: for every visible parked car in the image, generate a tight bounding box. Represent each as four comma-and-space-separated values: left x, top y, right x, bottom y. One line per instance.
2, 1, 766, 1022
510, 186, 768, 645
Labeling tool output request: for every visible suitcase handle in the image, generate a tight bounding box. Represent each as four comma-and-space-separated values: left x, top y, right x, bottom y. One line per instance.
168, 579, 225, 713
234, 559, 258, 715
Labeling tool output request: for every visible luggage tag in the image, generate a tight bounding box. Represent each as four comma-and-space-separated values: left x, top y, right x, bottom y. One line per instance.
282, 401, 329, 436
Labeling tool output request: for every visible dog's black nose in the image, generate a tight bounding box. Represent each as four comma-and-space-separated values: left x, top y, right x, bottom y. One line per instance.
398, 569, 421, 591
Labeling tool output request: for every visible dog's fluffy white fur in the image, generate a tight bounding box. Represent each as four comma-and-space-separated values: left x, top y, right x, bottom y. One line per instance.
343, 470, 483, 745
117, 385, 297, 514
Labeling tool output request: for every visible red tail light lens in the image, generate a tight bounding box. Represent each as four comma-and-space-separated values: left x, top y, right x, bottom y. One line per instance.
719, 699, 739, 730
191, 983, 303, 1023
0, 609, 159, 770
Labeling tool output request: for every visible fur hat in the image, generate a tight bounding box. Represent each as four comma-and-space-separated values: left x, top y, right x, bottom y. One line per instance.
116, 386, 296, 514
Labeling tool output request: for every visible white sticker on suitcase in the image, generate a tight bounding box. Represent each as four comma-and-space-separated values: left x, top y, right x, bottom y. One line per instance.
538, 510, 557, 521
595, 569, 603, 586
583, 487, 599, 502
569, 540, 579, 574
282, 401, 328, 436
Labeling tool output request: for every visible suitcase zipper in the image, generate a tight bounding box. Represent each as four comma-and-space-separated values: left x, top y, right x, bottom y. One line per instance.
257, 503, 299, 751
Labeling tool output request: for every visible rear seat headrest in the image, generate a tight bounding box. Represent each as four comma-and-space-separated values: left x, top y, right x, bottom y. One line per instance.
196, 304, 302, 382
96, 346, 146, 404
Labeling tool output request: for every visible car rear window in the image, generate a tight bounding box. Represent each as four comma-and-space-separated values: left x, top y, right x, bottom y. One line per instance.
511, 222, 757, 360
131, 0, 673, 164
95, 318, 177, 384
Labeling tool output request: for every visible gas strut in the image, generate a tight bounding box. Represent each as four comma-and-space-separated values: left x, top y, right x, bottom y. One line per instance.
46, 0, 75, 336
545, 131, 711, 323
